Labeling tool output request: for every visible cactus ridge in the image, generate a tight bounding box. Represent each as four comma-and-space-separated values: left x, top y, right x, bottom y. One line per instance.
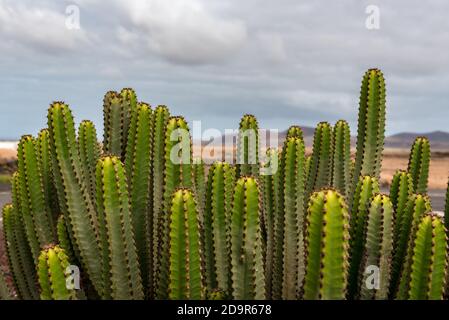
331, 120, 351, 197
407, 137, 430, 194
237, 114, 259, 177
286, 125, 304, 140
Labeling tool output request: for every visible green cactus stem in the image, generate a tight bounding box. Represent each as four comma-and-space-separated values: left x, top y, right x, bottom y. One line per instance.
124, 102, 153, 296
407, 214, 447, 300
203, 162, 235, 295
331, 120, 351, 197
37, 245, 77, 300
407, 137, 430, 194
119, 88, 138, 157
394, 194, 432, 299
305, 122, 332, 200
96, 156, 144, 300
0, 271, 12, 300
286, 125, 303, 140
347, 176, 379, 299
230, 177, 265, 300
56, 215, 76, 265
192, 158, 206, 219
168, 189, 203, 300
359, 194, 394, 300
445, 179, 449, 234
303, 189, 350, 300
78, 120, 100, 205
47, 102, 102, 295
351, 69, 386, 196
236, 114, 259, 177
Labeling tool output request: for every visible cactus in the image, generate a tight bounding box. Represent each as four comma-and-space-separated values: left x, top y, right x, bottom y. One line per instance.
0, 271, 12, 300
230, 177, 265, 300
102, 91, 123, 157
168, 189, 203, 300
407, 137, 430, 194
305, 122, 332, 199
192, 158, 206, 218
237, 114, 259, 177
407, 214, 447, 300
203, 162, 235, 295
78, 120, 100, 204
395, 194, 432, 299
331, 120, 351, 197
347, 176, 379, 299
351, 69, 386, 195
303, 189, 350, 300
37, 245, 77, 300
279, 136, 306, 300
445, 179, 449, 233
96, 156, 144, 299
124, 102, 153, 296
17, 135, 56, 257
2, 204, 39, 300
156, 116, 193, 299
359, 194, 394, 300
286, 125, 303, 140
56, 215, 76, 265
47, 102, 102, 295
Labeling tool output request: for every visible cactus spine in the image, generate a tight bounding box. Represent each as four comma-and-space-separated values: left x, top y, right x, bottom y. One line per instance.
168, 189, 203, 300
78, 120, 100, 204
303, 190, 350, 300
237, 114, 259, 177
359, 194, 394, 300
124, 102, 153, 295
352, 69, 386, 194
347, 176, 379, 299
203, 162, 235, 295
37, 245, 77, 300
331, 120, 351, 197
407, 214, 447, 300
230, 177, 265, 300
96, 156, 144, 299
407, 137, 430, 194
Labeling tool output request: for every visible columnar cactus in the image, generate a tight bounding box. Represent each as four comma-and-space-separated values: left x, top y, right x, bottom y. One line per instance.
395, 194, 432, 299
0, 271, 11, 300
156, 116, 193, 299
445, 179, 449, 233
303, 190, 350, 300
407, 137, 430, 194
279, 136, 306, 300
2, 204, 39, 300
230, 177, 265, 300
331, 120, 351, 197
56, 215, 76, 265
96, 156, 144, 300
78, 120, 100, 204
203, 162, 235, 295
407, 214, 447, 300
305, 122, 332, 199
168, 189, 203, 300
102, 91, 123, 157
347, 176, 379, 299
286, 125, 303, 140
37, 245, 77, 300
47, 102, 102, 295
359, 194, 394, 300
17, 135, 56, 257
192, 158, 206, 218
124, 102, 153, 296
236, 114, 259, 177
351, 69, 386, 194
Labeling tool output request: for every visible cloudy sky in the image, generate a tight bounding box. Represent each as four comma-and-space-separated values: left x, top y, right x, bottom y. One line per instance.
1, 0, 449, 139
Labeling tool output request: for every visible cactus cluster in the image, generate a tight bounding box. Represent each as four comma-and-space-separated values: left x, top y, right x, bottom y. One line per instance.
2, 69, 449, 301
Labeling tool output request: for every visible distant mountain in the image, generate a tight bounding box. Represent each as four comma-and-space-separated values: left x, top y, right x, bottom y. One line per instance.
385, 131, 449, 149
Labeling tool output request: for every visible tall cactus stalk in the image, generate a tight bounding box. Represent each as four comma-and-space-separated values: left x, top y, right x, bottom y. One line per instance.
203, 162, 235, 295
102, 91, 123, 157
407, 137, 430, 194
47, 102, 102, 295
407, 214, 447, 300
305, 122, 332, 200
156, 116, 193, 299
192, 158, 206, 218
124, 102, 153, 296
445, 179, 449, 234
56, 215, 76, 265
237, 114, 259, 177
359, 194, 394, 300
78, 120, 100, 204
351, 69, 386, 196
395, 194, 432, 299
37, 245, 77, 300
347, 176, 379, 299
331, 120, 351, 197
303, 189, 350, 300
279, 136, 306, 300
17, 135, 56, 257
168, 189, 203, 300
96, 156, 144, 300
230, 177, 265, 300
286, 125, 303, 140
2, 204, 39, 300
